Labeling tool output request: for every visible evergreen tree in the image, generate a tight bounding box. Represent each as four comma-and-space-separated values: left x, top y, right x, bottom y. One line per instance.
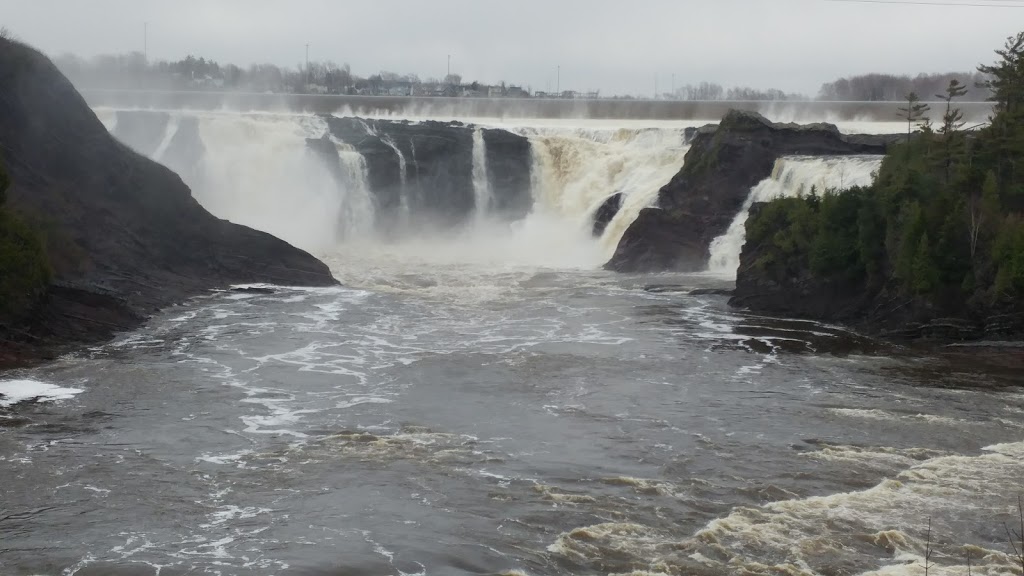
978, 32, 1024, 190
0, 157, 8, 206
937, 79, 969, 184
912, 233, 939, 294
898, 91, 931, 145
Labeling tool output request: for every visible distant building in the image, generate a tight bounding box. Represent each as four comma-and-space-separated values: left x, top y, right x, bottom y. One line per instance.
505, 85, 529, 98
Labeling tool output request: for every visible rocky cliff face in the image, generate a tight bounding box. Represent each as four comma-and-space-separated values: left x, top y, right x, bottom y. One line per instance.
0, 38, 336, 362
319, 117, 532, 233
605, 111, 898, 273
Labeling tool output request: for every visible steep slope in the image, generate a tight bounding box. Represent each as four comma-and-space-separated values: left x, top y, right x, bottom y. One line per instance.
0, 38, 336, 362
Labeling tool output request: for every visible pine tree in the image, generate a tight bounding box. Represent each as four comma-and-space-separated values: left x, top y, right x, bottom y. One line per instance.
978, 31, 1024, 119
898, 91, 931, 145
937, 79, 969, 184
978, 32, 1024, 189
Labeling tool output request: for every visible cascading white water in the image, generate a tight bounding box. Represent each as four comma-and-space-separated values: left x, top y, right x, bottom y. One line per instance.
182, 113, 374, 252
380, 134, 410, 220
95, 109, 901, 272
522, 126, 689, 259
707, 155, 884, 278
331, 137, 377, 240
471, 128, 493, 216
152, 115, 181, 162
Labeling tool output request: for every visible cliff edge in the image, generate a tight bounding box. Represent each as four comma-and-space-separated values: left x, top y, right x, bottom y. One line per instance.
0, 38, 337, 364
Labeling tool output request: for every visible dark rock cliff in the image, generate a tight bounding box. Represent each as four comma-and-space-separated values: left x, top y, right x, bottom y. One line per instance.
482, 128, 532, 220
605, 111, 899, 273
319, 117, 531, 232
0, 38, 336, 363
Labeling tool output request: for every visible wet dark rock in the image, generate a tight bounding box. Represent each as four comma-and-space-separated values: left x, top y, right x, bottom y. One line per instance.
688, 288, 734, 297
318, 116, 531, 232
0, 37, 337, 365
230, 286, 276, 295
592, 192, 623, 237
606, 110, 900, 273
482, 128, 533, 220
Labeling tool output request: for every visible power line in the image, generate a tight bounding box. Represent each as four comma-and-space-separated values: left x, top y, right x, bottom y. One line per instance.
824, 0, 1024, 6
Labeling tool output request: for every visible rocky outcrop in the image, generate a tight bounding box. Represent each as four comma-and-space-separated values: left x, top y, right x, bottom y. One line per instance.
320, 117, 531, 232
605, 111, 899, 273
592, 193, 623, 237
0, 38, 337, 364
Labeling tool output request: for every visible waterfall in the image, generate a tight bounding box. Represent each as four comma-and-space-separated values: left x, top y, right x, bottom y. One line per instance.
331, 137, 377, 240
96, 107, 710, 269
152, 115, 181, 162
472, 128, 493, 217
380, 135, 410, 222
707, 155, 884, 278
524, 126, 688, 259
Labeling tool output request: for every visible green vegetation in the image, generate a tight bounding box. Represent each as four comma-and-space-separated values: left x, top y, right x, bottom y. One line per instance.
0, 158, 51, 323
746, 31, 1024, 313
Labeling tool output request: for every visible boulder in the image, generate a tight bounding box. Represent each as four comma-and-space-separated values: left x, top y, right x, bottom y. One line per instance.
592, 192, 623, 237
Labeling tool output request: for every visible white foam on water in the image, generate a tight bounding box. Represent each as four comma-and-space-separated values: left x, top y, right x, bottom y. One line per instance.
0, 380, 84, 408
829, 408, 973, 427
335, 396, 394, 409
549, 439, 1024, 575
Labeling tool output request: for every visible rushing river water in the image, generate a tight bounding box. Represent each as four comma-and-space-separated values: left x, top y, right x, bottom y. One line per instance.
2, 245, 1024, 576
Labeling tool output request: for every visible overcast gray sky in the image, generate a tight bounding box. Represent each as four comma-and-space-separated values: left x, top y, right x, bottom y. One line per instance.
1, 0, 1020, 96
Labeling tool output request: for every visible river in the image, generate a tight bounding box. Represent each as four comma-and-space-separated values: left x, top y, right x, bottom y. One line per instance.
2, 112, 1023, 576
2, 245, 1023, 575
